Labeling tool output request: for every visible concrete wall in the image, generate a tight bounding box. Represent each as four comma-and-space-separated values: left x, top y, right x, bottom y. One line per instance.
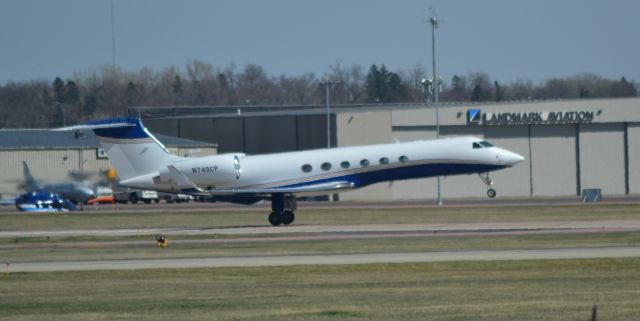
579, 123, 626, 195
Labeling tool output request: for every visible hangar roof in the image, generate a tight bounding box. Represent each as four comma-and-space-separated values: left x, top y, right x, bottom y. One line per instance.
0, 129, 216, 150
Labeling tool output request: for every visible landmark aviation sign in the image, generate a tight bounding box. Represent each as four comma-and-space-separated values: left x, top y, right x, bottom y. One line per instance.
467, 108, 597, 125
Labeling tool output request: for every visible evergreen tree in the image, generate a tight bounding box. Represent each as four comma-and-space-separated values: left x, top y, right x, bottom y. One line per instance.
610, 76, 636, 97
471, 84, 484, 102
65, 81, 80, 104
53, 77, 65, 103
494, 81, 504, 102
172, 75, 183, 94
365, 64, 409, 103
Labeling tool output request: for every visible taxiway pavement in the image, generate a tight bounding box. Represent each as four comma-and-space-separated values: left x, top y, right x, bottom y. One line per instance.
6, 246, 640, 272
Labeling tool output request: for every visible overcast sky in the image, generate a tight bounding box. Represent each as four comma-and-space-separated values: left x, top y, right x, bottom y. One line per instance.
1, 0, 638, 85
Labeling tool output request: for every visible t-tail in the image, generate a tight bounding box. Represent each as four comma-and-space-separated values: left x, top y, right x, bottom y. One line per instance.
21, 161, 38, 190
54, 117, 180, 181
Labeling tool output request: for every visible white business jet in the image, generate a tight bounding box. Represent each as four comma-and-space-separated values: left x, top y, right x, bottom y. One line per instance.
57, 117, 524, 226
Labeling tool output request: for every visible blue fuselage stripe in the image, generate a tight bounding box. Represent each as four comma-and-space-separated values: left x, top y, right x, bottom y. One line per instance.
282, 162, 507, 189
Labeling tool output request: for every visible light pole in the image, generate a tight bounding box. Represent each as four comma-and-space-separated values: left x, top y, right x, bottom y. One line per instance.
428, 9, 443, 207
320, 79, 340, 149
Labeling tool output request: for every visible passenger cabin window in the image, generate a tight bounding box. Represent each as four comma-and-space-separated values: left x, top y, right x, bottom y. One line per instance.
473, 142, 482, 149
341, 161, 350, 169
480, 141, 494, 147
379, 157, 389, 165
321, 162, 332, 171
399, 155, 409, 163
301, 164, 312, 173
360, 159, 370, 167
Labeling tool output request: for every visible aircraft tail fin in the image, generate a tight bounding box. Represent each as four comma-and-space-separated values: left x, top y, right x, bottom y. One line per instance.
54, 117, 180, 181
22, 161, 37, 190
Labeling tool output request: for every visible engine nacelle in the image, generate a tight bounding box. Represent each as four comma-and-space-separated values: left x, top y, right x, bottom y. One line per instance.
156, 154, 244, 190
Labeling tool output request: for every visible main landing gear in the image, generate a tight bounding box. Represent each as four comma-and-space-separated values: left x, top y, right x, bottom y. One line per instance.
268, 194, 297, 226
479, 173, 497, 198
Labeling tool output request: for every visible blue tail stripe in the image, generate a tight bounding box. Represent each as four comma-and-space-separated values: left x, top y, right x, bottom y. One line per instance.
90, 117, 150, 139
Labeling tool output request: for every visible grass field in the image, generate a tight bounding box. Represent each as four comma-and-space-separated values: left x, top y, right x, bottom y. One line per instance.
2, 204, 640, 320
2, 203, 640, 231
3, 232, 640, 263
1, 259, 639, 321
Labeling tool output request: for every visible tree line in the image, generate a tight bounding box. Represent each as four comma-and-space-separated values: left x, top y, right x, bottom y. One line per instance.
0, 59, 636, 128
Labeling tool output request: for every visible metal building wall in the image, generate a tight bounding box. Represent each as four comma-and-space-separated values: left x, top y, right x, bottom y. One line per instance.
337, 110, 393, 201
0, 147, 214, 196
0, 149, 109, 196
579, 123, 626, 195
244, 116, 297, 154
529, 125, 577, 196
483, 126, 531, 197
296, 115, 333, 151
144, 119, 179, 137
628, 123, 640, 194
146, 115, 331, 154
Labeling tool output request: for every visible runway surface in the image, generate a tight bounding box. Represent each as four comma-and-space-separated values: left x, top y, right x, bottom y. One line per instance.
2, 219, 640, 238
1, 195, 640, 214
7, 246, 640, 272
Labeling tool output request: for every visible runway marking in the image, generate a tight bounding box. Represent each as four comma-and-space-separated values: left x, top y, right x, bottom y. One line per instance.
7, 246, 640, 272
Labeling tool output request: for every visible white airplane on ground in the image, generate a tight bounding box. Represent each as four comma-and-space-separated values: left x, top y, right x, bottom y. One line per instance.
57, 117, 524, 226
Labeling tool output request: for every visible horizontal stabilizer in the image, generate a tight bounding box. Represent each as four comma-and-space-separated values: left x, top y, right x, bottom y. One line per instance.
167, 165, 204, 192
51, 120, 136, 132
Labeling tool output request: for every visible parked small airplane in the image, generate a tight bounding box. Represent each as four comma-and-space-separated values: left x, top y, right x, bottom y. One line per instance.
15, 191, 77, 212
57, 117, 524, 225
20, 161, 95, 204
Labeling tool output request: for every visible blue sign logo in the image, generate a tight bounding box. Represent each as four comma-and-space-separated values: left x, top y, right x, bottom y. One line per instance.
467, 109, 481, 124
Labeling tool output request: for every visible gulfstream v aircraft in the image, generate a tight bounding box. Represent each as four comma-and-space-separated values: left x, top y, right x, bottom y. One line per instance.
57, 117, 524, 225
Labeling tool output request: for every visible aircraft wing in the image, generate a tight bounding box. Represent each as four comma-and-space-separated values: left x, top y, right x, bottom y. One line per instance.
191, 181, 355, 197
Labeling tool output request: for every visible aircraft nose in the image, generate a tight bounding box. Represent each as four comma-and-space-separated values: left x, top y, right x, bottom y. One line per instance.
501, 150, 525, 166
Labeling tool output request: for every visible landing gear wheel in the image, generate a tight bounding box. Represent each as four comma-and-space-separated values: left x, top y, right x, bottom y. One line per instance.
487, 188, 497, 198
281, 210, 295, 225
129, 193, 139, 204
268, 211, 282, 226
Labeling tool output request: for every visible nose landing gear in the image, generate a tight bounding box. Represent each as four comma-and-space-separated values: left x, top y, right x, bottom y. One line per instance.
479, 173, 497, 198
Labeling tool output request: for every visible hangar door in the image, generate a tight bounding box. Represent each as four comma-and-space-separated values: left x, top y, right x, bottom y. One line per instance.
579, 123, 626, 195
530, 125, 577, 196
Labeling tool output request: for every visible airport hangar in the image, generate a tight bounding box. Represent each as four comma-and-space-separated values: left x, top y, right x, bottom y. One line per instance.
132, 97, 640, 201
0, 130, 217, 196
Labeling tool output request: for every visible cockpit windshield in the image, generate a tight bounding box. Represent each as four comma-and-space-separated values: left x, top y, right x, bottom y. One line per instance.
479, 141, 494, 147
473, 141, 495, 149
